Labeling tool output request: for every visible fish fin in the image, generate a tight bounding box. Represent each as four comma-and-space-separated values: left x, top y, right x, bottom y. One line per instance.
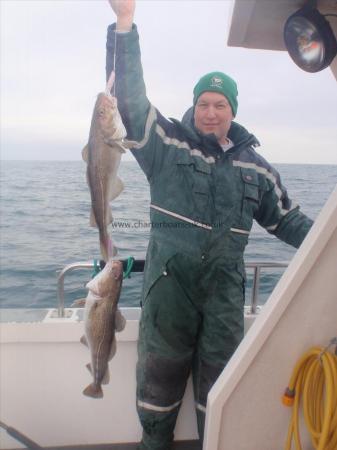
110, 177, 124, 201
72, 298, 86, 308
83, 384, 103, 399
122, 139, 138, 149
105, 139, 126, 153
115, 309, 126, 333
82, 145, 89, 162
101, 134, 125, 152
108, 337, 117, 361
86, 363, 92, 373
116, 142, 126, 153
90, 208, 98, 227
81, 335, 89, 347
102, 368, 110, 385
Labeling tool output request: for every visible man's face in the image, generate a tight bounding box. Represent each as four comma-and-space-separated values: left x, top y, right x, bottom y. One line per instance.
194, 91, 233, 144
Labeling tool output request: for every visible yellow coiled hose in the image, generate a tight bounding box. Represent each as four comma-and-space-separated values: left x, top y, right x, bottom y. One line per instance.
282, 344, 337, 450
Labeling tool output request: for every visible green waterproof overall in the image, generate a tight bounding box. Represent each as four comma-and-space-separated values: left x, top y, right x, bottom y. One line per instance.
106, 24, 313, 450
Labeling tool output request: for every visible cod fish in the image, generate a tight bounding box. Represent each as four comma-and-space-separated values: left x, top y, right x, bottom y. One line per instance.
82, 71, 131, 260
81, 259, 126, 398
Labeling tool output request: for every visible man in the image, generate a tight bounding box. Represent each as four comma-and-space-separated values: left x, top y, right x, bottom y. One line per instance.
107, 1, 313, 449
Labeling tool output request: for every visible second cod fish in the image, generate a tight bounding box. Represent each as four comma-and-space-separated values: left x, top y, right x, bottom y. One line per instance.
82, 71, 133, 260
81, 259, 125, 398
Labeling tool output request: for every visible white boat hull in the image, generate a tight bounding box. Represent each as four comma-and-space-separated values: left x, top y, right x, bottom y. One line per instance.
205, 186, 337, 449
0, 306, 257, 449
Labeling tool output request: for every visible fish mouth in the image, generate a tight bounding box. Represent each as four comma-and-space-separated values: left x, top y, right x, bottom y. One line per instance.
86, 260, 123, 295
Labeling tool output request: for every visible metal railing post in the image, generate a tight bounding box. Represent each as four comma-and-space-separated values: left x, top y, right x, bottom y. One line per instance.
57, 262, 94, 318
251, 265, 261, 314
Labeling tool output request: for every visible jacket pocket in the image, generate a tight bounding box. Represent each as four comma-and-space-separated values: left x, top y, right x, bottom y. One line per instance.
176, 154, 211, 222
240, 168, 260, 229
142, 239, 177, 305
241, 168, 260, 203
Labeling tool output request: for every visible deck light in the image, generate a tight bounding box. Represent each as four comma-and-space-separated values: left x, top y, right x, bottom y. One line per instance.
283, 6, 337, 72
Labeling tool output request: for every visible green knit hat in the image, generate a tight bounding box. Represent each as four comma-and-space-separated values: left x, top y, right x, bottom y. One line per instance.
193, 71, 238, 116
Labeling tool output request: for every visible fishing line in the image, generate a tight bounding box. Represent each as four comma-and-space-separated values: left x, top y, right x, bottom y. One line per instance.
105, 27, 117, 97
113, 25, 117, 97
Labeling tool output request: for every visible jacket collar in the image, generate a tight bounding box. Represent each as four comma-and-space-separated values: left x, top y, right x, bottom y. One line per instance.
170, 106, 260, 157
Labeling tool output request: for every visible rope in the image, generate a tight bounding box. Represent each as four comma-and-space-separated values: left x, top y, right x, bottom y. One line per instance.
282, 340, 337, 450
123, 256, 135, 279
91, 259, 101, 278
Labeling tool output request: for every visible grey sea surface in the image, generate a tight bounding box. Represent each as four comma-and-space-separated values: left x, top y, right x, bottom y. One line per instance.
0, 160, 336, 309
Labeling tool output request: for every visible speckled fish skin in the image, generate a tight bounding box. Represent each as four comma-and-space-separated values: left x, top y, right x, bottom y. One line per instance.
83, 92, 126, 261
82, 259, 125, 398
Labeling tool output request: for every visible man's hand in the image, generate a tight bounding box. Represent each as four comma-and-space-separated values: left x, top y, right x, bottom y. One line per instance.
108, 0, 135, 31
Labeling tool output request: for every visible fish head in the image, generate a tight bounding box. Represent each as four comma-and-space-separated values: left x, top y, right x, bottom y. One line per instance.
86, 259, 123, 300
94, 93, 127, 142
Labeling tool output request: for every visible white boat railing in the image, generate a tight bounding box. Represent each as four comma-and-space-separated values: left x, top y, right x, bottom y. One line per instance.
56, 260, 289, 318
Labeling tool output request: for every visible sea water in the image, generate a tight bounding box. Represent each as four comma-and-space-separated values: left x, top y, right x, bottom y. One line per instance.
0, 160, 336, 309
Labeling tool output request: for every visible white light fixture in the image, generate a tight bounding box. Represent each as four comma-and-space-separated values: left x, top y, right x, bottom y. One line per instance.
284, 6, 337, 73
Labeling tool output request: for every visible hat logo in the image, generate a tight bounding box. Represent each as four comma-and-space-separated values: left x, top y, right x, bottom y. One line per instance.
210, 76, 223, 88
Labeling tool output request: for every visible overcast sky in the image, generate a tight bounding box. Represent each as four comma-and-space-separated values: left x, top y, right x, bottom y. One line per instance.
1, 0, 337, 164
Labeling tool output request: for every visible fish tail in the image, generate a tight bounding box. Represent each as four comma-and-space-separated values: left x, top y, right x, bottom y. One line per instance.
108, 237, 118, 257
83, 383, 103, 399
100, 238, 109, 262
100, 236, 117, 261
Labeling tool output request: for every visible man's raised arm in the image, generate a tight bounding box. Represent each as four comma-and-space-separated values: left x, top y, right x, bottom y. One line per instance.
106, 0, 169, 179
108, 0, 135, 32
106, 0, 151, 143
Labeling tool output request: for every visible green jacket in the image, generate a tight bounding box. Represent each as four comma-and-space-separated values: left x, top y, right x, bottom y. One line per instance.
106, 24, 313, 294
